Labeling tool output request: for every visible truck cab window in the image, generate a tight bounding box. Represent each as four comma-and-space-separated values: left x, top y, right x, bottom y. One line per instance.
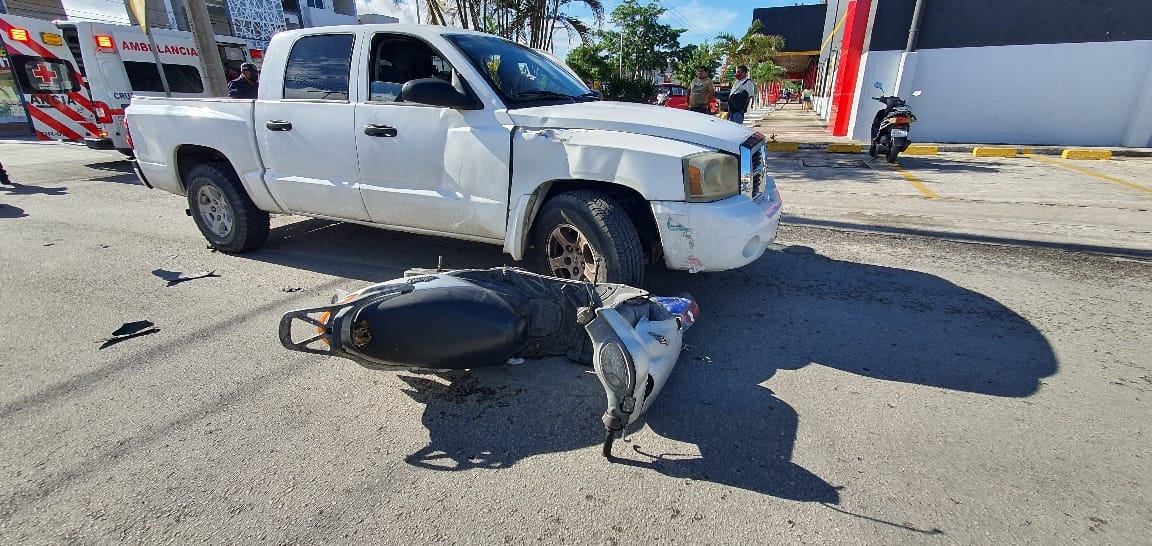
368, 35, 454, 103
283, 34, 354, 101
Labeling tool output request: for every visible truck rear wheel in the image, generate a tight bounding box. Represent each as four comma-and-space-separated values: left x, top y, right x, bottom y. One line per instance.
531, 190, 645, 287
186, 162, 269, 253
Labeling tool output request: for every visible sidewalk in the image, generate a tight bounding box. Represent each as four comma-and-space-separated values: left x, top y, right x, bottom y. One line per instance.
749, 104, 855, 144
747, 105, 1152, 157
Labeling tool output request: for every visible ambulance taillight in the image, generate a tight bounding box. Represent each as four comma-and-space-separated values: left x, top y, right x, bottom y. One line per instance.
93, 101, 114, 124
8, 28, 30, 42
94, 35, 115, 51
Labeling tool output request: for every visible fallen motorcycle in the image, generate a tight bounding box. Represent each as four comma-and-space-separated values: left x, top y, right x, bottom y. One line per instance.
278, 267, 698, 458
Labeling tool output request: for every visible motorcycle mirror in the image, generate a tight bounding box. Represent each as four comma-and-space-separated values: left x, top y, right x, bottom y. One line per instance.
873, 81, 883, 89
912, 90, 922, 97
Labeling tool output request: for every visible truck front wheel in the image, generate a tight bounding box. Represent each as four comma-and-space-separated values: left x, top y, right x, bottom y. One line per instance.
531, 190, 645, 286
186, 162, 269, 253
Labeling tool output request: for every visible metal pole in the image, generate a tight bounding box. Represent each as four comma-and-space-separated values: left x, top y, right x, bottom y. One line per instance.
183, 4, 228, 97
125, 0, 172, 96
905, 0, 925, 52
145, 30, 172, 97
617, 32, 622, 79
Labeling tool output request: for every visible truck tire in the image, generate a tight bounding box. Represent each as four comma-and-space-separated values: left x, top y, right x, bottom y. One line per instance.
186, 162, 269, 253
531, 190, 645, 286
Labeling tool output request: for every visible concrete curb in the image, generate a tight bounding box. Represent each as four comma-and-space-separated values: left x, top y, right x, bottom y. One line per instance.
762, 141, 1152, 158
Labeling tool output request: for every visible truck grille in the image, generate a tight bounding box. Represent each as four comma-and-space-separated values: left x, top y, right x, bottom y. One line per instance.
740, 135, 767, 202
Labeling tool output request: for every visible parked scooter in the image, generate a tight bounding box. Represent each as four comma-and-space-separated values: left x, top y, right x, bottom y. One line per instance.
869, 82, 922, 163
278, 267, 698, 459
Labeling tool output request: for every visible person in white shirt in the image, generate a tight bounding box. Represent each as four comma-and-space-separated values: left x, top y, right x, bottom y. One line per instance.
728, 65, 757, 125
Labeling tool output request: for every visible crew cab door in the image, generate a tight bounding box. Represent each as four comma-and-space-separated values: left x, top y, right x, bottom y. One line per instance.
354, 32, 510, 240
255, 33, 370, 222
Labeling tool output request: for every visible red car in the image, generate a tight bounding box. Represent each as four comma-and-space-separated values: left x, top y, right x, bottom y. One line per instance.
654, 83, 718, 114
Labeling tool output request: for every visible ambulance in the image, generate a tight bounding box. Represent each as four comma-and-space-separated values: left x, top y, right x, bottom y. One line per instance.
0, 13, 260, 155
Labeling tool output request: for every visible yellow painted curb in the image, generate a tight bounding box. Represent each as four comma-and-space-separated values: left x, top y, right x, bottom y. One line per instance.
972, 147, 1017, 158
903, 145, 939, 155
1062, 149, 1112, 160
827, 144, 862, 153
766, 142, 800, 153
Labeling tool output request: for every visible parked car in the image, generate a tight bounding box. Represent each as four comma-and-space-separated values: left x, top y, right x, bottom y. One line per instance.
716, 86, 731, 112
653, 83, 718, 114
126, 25, 781, 286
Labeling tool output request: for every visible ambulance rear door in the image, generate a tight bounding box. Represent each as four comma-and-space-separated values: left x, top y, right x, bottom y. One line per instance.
0, 14, 98, 142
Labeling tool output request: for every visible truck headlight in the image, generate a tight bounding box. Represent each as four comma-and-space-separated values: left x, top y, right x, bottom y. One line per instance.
683, 152, 739, 202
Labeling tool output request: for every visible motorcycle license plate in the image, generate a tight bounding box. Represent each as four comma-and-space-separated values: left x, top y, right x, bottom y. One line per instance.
891, 129, 908, 137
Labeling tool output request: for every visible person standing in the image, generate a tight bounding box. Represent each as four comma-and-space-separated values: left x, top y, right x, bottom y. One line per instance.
802, 87, 813, 112
727, 65, 757, 125
227, 63, 260, 99
687, 66, 715, 114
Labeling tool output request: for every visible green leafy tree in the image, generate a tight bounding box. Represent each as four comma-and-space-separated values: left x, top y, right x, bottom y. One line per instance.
566, 41, 614, 82
715, 20, 784, 85
675, 42, 721, 85
750, 61, 787, 86
602, 0, 685, 80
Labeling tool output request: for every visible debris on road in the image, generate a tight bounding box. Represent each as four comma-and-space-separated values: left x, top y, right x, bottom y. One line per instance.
281, 287, 305, 293
152, 269, 220, 286
99, 320, 160, 349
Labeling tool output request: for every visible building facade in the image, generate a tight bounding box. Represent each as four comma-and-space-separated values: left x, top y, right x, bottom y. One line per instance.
774, 0, 1152, 147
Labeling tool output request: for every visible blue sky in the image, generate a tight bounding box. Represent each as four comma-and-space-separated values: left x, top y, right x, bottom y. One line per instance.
62, 0, 824, 57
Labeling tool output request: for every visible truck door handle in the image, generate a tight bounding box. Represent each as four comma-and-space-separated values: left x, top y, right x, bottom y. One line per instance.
364, 124, 398, 137
266, 120, 293, 131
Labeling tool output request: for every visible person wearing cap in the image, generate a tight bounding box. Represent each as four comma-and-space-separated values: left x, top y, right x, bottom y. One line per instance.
228, 63, 260, 99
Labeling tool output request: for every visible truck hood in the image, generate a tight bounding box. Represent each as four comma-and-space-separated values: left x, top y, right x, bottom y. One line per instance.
507, 101, 754, 153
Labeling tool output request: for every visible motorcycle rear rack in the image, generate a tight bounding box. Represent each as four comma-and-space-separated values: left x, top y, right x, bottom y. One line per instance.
278, 283, 414, 356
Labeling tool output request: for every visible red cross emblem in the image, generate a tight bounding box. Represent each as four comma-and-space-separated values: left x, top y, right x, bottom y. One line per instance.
30, 63, 60, 86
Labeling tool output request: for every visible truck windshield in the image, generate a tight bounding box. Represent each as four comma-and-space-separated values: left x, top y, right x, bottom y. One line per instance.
446, 34, 595, 106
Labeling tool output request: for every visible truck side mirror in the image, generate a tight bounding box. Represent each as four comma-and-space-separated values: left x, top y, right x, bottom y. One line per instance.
401, 78, 479, 110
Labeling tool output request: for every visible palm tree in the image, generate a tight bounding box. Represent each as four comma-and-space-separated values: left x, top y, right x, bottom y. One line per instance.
420, 0, 604, 52
715, 20, 783, 85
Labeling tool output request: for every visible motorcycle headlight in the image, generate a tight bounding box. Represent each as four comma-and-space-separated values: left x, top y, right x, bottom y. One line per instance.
597, 341, 635, 394
683, 152, 739, 202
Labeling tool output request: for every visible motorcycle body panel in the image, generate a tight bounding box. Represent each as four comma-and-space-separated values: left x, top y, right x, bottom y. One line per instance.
278, 267, 698, 458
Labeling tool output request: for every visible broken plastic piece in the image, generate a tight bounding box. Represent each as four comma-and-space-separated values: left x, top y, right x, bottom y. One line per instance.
100, 320, 159, 349
152, 269, 220, 286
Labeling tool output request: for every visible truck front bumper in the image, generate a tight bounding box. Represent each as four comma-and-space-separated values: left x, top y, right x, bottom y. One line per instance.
652, 189, 782, 272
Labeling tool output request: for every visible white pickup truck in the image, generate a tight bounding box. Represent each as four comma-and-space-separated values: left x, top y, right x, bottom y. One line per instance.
127, 25, 781, 285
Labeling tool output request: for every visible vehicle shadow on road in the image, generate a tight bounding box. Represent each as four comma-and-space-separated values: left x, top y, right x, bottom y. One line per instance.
245, 218, 514, 282
83, 160, 141, 185
240, 218, 1056, 503
630, 244, 1056, 497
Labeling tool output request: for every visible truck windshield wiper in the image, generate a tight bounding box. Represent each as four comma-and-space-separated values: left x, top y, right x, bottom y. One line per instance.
508, 90, 579, 102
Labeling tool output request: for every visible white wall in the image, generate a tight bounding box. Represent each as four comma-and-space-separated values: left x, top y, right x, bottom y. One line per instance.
847, 50, 901, 140
850, 40, 1152, 146
304, 6, 358, 27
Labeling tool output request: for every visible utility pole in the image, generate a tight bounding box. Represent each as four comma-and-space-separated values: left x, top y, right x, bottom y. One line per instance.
125, 0, 170, 97
184, 2, 228, 97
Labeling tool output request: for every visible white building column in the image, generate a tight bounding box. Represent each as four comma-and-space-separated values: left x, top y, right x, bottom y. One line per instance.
1123, 52, 1152, 147
893, 50, 919, 98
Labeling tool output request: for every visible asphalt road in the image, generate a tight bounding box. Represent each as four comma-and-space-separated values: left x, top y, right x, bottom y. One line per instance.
1, 142, 1149, 544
